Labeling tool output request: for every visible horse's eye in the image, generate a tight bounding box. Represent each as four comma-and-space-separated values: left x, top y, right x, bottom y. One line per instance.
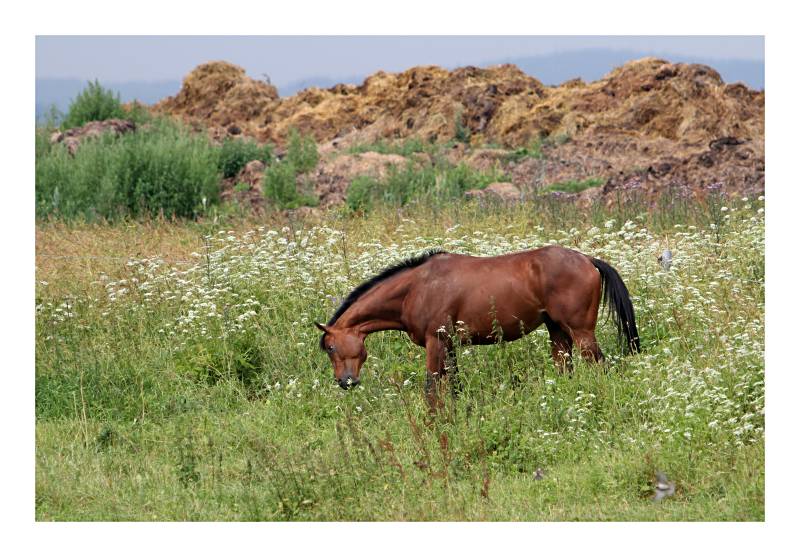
327, 345, 336, 354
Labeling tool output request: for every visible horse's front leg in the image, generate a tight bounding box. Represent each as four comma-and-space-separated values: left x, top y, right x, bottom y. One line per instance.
424, 335, 449, 412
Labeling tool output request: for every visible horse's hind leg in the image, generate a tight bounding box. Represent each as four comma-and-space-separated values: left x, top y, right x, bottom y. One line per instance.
543, 314, 573, 374
572, 329, 605, 364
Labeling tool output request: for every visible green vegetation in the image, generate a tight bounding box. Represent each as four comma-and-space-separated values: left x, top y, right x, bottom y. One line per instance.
286, 128, 319, 173
261, 129, 320, 209
61, 80, 127, 129
36, 80, 276, 220
36, 198, 764, 520
263, 161, 317, 209
38, 104, 66, 128
543, 177, 606, 194
217, 137, 273, 179
36, 119, 221, 220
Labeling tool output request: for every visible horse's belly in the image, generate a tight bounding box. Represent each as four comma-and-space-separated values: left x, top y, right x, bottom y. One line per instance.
459, 303, 544, 344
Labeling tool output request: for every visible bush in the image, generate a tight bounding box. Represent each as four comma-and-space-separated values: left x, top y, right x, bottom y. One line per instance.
260, 129, 319, 209
346, 175, 380, 212
218, 137, 273, 179
36, 119, 220, 220
286, 129, 318, 173
262, 161, 317, 209
61, 80, 126, 129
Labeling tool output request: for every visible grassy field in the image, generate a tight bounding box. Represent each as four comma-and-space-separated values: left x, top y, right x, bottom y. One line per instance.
35, 198, 764, 521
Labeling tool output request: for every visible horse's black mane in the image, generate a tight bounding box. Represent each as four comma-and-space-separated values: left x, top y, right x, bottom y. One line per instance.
319, 249, 446, 349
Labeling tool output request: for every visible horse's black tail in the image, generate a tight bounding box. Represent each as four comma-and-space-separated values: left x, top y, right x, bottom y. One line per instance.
591, 258, 641, 354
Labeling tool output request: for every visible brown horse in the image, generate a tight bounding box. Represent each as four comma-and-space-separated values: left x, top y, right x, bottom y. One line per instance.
316, 246, 640, 408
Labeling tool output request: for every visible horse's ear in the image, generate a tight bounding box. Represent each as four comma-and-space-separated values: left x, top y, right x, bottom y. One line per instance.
314, 322, 329, 333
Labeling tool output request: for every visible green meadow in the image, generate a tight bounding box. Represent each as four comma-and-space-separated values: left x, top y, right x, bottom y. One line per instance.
36, 199, 764, 520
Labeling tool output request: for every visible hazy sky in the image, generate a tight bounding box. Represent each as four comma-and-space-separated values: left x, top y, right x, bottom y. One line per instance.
36, 36, 764, 85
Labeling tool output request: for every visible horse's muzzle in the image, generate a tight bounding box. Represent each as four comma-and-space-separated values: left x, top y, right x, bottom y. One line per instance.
337, 376, 360, 389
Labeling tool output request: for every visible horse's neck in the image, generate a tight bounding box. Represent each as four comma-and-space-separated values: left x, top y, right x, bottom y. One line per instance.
338, 278, 407, 334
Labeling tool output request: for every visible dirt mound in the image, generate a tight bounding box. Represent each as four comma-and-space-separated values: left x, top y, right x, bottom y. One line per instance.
495, 58, 763, 148
50, 119, 136, 155
154, 58, 764, 202
156, 62, 549, 146
154, 61, 279, 139
266, 64, 547, 147
157, 58, 761, 149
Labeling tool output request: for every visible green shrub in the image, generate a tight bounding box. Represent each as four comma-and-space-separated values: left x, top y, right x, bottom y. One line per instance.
346, 175, 380, 212
286, 129, 318, 173
176, 334, 265, 387
36, 119, 220, 220
260, 129, 318, 209
262, 161, 317, 209
218, 137, 273, 179
62, 80, 126, 129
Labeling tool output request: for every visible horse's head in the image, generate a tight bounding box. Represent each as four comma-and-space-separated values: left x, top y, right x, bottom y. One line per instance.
315, 322, 367, 389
